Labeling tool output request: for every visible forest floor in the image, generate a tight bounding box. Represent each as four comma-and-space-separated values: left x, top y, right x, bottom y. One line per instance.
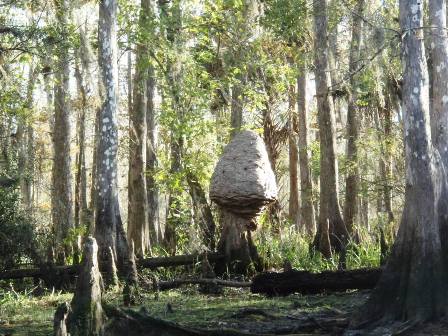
0, 286, 447, 335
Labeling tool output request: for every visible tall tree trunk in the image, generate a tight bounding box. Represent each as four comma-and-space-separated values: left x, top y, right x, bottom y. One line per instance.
430, 0, 448, 164
95, 0, 130, 277
160, 0, 183, 255
128, 0, 151, 257
354, 0, 448, 325
343, 0, 365, 235
312, 0, 348, 257
297, 63, 316, 236
146, 64, 161, 245
288, 83, 300, 229
74, 47, 89, 229
52, 0, 74, 261
382, 101, 394, 224
17, 64, 36, 210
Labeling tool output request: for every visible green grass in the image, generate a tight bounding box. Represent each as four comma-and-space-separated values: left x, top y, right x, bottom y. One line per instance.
0, 285, 367, 335
0, 287, 72, 336
255, 224, 382, 273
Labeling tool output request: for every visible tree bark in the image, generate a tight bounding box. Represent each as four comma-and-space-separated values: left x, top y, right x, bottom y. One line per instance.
146, 62, 161, 246
17, 64, 36, 210
288, 83, 300, 228
95, 0, 130, 277
73, 25, 91, 229
186, 172, 216, 250
429, 0, 448, 159
312, 0, 348, 256
52, 0, 74, 259
216, 209, 262, 275
343, 0, 365, 235
353, 0, 448, 325
128, 0, 151, 257
159, 0, 183, 255
297, 63, 316, 236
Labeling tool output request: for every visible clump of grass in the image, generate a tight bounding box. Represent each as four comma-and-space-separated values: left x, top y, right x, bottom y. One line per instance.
255, 222, 381, 272
0, 285, 71, 336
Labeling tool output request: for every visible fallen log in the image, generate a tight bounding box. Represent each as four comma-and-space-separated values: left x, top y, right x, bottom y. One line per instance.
0, 264, 80, 280
0, 253, 225, 281
157, 278, 252, 291
251, 268, 382, 296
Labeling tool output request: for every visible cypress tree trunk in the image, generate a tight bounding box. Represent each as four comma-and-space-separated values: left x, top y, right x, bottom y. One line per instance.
430, 0, 448, 164
73, 26, 90, 229
52, 0, 74, 260
312, 0, 348, 257
353, 0, 448, 325
297, 63, 316, 236
18, 64, 36, 210
159, 0, 183, 255
128, 0, 151, 257
146, 63, 161, 245
343, 0, 365, 235
95, 0, 130, 276
288, 83, 300, 229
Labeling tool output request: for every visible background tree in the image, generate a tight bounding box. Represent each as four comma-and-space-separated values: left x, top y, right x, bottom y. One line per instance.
312, 0, 348, 258
52, 0, 74, 262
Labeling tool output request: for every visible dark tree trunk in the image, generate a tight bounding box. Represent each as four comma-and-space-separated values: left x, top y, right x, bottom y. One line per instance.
128, 0, 152, 257
159, 0, 183, 255
186, 172, 216, 250
17, 64, 36, 210
146, 63, 161, 245
288, 83, 300, 229
343, 0, 365, 235
312, 0, 348, 257
95, 0, 130, 278
52, 0, 74, 260
73, 26, 90, 229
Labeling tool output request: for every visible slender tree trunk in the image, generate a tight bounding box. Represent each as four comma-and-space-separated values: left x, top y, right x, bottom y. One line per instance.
297, 63, 316, 236
17, 64, 36, 210
382, 102, 394, 224
52, 0, 74, 261
343, 0, 365, 235
74, 51, 88, 229
160, 0, 183, 255
312, 0, 348, 257
354, 0, 448, 325
95, 0, 130, 277
127, 0, 151, 257
288, 83, 300, 228
146, 64, 161, 245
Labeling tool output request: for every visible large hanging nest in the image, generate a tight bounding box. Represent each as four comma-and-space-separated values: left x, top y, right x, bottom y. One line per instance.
210, 131, 277, 274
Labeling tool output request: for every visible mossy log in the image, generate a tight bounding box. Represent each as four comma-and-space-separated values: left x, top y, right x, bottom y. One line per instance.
251, 268, 382, 296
